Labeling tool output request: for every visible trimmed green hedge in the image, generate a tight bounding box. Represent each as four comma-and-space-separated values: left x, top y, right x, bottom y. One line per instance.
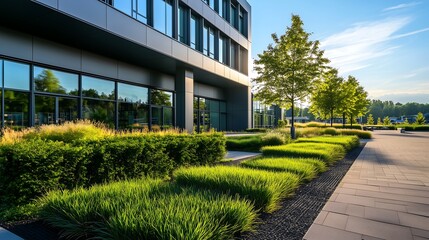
295, 136, 360, 151
261, 143, 346, 165
402, 125, 429, 131
0, 133, 226, 204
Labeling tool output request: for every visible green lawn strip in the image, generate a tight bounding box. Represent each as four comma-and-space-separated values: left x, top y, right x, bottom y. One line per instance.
261, 142, 346, 165
295, 135, 360, 151
174, 166, 300, 213
240, 157, 324, 182
38, 178, 256, 240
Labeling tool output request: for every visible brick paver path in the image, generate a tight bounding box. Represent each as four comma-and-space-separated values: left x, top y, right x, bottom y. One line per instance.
304, 131, 429, 240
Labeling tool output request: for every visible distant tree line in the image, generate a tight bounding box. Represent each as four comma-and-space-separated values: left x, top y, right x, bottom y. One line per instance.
366, 100, 429, 120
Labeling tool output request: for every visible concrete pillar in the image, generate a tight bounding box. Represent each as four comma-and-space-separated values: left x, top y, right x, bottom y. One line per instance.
175, 69, 194, 133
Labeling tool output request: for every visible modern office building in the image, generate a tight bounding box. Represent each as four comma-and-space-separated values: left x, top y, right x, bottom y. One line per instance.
0, 0, 251, 132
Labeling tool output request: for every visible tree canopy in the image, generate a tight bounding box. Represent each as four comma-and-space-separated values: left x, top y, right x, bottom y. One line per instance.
253, 14, 329, 137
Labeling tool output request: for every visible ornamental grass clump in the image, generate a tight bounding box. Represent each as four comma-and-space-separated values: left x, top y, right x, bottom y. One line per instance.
241, 157, 325, 181
296, 136, 359, 151
261, 143, 346, 165
39, 179, 256, 240
226, 135, 263, 152
174, 166, 300, 213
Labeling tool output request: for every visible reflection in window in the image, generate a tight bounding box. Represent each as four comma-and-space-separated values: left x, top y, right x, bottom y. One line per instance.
194, 97, 226, 132
217, 0, 226, 18
178, 5, 187, 44
151, 107, 162, 127
203, 25, 215, 58
4, 60, 29, 91
151, 89, 173, 107
114, 0, 132, 15
190, 14, 199, 50
230, 42, 238, 70
154, 0, 173, 37
58, 98, 78, 123
134, 0, 147, 23
230, 2, 237, 28
219, 35, 227, 64
163, 107, 173, 128
118, 83, 148, 104
239, 7, 246, 36
82, 76, 115, 100
34, 67, 78, 95
4, 90, 29, 129
35, 95, 55, 125
83, 99, 115, 127
119, 102, 149, 129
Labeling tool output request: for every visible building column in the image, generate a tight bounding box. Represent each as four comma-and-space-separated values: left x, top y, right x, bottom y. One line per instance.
175, 69, 194, 133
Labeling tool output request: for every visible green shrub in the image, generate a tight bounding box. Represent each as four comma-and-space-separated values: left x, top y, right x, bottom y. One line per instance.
403, 125, 429, 131
245, 128, 269, 133
0, 128, 226, 204
226, 135, 262, 152
241, 157, 324, 181
296, 136, 360, 151
323, 128, 338, 136
174, 166, 300, 212
261, 143, 346, 165
337, 129, 372, 139
0, 139, 88, 204
261, 132, 286, 146
39, 179, 257, 240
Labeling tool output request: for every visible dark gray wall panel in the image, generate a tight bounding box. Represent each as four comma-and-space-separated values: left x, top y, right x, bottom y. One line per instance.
194, 82, 224, 99
150, 72, 175, 91
187, 0, 203, 13
226, 85, 251, 130
118, 62, 151, 85
146, 28, 172, 56
58, 0, 107, 28
172, 41, 188, 60
81, 51, 118, 78
33, 37, 81, 71
106, 7, 147, 46
202, 5, 215, 25
35, 0, 58, 9
0, 27, 33, 61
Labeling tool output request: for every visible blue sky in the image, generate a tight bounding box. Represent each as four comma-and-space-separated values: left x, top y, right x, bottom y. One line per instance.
248, 0, 429, 103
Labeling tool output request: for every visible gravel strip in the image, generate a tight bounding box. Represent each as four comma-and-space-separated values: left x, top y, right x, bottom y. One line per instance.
241, 143, 365, 240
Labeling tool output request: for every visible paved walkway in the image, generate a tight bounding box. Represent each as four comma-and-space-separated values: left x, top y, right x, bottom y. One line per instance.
225, 151, 261, 161
304, 131, 429, 240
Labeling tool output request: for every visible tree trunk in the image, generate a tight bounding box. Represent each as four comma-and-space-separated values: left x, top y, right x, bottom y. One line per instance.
291, 101, 296, 139
350, 114, 353, 127
342, 112, 346, 128
330, 108, 334, 127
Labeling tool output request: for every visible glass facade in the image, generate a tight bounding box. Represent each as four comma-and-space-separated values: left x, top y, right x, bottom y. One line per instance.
194, 97, 227, 132
253, 101, 275, 128
0, 58, 174, 130
104, 0, 249, 75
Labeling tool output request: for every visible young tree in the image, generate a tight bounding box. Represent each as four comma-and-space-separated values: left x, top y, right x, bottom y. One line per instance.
383, 116, 391, 125
404, 118, 409, 125
253, 15, 329, 138
377, 117, 382, 125
367, 114, 374, 125
415, 112, 426, 125
343, 76, 370, 127
310, 68, 348, 126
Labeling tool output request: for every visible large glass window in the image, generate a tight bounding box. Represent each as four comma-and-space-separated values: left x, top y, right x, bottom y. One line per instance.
178, 5, 187, 44
4, 60, 30, 91
34, 67, 78, 95
58, 98, 78, 123
82, 76, 115, 100
119, 102, 149, 130
190, 14, 199, 50
134, 0, 147, 23
154, 0, 173, 37
230, 2, 238, 28
217, 0, 227, 18
114, 0, 132, 16
35, 95, 55, 125
118, 83, 148, 104
4, 90, 29, 129
163, 107, 173, 128
83, 99, 115, 127
203, 25, 216, 58
219, 35, 227, 64
230, 42, 238, 70
151, 89, 173, 107
239, 7, 246, 36
194, 97, 226, 132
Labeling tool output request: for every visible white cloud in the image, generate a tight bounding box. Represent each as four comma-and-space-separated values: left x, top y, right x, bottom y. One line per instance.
321, 17, 429, 74
383, 2, 421, 12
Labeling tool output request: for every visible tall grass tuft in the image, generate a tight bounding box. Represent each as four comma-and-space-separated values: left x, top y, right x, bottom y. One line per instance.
174, 166, 300, 212
39, 178, 256, 240
296, 136, 360, 151
261, 143, 346, 165
241, 157, 325, 181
